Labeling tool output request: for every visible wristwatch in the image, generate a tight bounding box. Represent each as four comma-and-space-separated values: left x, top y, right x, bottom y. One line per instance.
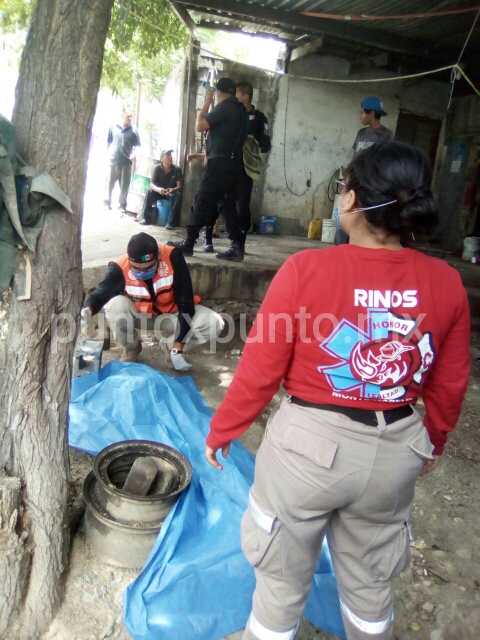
170, 348, 183, 355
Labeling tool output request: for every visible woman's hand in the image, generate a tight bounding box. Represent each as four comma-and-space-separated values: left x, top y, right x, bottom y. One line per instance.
419, 455, 440, 477
205, 443, 231, 470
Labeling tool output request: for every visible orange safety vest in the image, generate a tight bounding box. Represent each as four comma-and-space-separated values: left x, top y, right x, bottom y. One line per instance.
115, 245, 179, 315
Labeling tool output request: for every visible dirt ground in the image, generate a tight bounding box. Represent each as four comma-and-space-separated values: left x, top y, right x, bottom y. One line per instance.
41, 322, 480, 640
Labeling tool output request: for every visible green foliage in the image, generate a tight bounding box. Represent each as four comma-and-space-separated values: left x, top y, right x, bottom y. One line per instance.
103, 0, 189, 95
0, 0, 34, 30
0, 0, 189, 97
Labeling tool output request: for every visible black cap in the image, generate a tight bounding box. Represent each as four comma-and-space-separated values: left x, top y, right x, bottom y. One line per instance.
216, 78, 236, 96
127, 233, 159, 263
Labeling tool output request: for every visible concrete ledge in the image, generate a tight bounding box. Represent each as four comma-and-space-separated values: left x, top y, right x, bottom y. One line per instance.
81, 214, 480, 320
82, 214, 325, 301
83, 259, 277, 303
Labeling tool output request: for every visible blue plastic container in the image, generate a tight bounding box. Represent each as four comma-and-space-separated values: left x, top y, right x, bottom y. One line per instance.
156, 199, 171, 226
259, 216, 277, 235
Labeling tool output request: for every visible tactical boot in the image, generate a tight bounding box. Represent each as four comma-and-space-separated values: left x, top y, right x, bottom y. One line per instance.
166, 239, 194, 257
216, 240, 244, 262
203, 226, 214, 253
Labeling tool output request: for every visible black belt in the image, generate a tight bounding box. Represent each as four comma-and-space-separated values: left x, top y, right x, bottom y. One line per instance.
290, 396, 413, 427
207, 152, 242, 161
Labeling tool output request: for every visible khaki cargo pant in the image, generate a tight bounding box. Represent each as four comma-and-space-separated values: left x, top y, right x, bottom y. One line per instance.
104, 295, 224, 351
241, 397, 434, 640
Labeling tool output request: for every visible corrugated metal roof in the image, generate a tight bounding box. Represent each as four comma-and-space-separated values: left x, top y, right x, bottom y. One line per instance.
266, 0, 480, 50
182, 0, 480, 52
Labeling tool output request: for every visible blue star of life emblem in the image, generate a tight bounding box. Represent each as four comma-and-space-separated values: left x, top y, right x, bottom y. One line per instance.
318, 308, 420, 400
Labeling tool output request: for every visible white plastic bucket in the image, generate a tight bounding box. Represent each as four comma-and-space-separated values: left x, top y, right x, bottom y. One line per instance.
462, 236, 480, 261
321, 219, 337, 244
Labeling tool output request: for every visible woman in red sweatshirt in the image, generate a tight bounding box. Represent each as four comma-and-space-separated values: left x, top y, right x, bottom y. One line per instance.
205, 142, 470, 640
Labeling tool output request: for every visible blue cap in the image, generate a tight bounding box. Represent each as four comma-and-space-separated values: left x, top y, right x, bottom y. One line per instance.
361, 97, 387, 116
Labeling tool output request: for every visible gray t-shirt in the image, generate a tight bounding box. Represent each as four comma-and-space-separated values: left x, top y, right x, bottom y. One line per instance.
107, 125, 141, 166
352, 125, 393, 157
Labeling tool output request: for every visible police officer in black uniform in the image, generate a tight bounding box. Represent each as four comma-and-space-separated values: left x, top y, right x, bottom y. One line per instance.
216, 82, 272, 262
167, 78, 247, 258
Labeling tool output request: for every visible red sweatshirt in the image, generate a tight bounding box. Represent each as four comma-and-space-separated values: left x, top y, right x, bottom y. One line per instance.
207, 246, 470, 455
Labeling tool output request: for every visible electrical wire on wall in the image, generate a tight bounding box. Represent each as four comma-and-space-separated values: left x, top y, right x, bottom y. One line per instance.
283, 77, 310, 197
327, 168, 342, 202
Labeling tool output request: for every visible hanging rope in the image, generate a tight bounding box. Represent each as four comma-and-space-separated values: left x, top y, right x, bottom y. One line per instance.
447, 9, 480, 108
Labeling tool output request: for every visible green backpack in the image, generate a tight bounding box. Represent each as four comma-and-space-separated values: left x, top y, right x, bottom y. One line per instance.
243, 135, 262, 181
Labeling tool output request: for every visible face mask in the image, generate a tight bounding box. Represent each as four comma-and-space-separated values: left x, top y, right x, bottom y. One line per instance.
133, 267, 156, 280
334, 199, 397, 229
333, 206, 341, 226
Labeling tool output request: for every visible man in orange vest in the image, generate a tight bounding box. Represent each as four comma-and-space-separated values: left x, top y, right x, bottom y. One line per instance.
81, 232, 224, 368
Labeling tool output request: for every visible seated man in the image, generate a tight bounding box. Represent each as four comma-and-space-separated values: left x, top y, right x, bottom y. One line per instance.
81, 232, 224, 370
138, 149, 183, 229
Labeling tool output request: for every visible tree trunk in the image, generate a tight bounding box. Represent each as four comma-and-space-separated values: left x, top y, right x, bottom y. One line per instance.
0, 0, 114, 637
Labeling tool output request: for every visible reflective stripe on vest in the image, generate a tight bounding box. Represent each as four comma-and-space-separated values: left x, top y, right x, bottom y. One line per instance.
124, 285, 148, 297
153, 275, 174, 292
340, 601, 394, 635
124, 275, 174, 298
246, 613, 299, 640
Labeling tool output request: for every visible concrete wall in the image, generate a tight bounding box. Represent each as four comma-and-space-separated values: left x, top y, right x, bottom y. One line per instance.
168, 46, 456, 239
261, 74, 399, 234
261, 54, 452, 235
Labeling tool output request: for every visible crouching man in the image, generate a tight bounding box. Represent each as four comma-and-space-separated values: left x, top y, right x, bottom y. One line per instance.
81, 232, 224, 370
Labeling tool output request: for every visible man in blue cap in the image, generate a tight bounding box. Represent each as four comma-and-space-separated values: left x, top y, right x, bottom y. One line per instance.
335, 96, 394, 245
352, 96, 393, 156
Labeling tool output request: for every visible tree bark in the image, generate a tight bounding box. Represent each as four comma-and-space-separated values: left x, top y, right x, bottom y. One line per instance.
0, 0, 114, 637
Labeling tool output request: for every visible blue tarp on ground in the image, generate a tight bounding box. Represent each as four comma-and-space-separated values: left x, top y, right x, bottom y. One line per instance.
69, 362, 346, 640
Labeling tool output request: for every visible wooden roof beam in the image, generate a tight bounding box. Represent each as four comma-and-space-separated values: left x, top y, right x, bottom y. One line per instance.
290, 36, 323, 62
172, 2, 199, 39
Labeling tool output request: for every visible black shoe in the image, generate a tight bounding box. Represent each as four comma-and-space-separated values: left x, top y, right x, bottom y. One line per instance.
216, 246, 244, 262
167, 239, 194, 257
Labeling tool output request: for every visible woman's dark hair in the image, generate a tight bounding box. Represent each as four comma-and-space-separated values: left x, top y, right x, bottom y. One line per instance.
344, 141, 439, 238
